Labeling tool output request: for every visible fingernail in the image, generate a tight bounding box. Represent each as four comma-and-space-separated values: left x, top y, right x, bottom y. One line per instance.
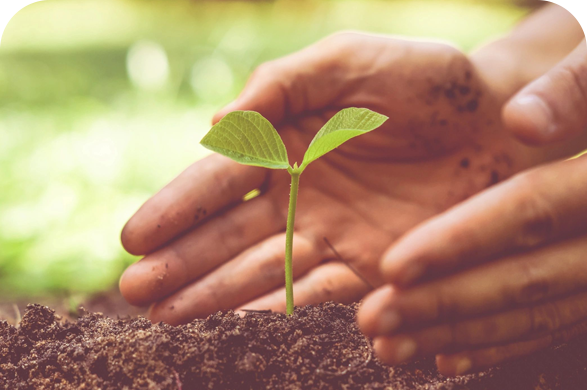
455, 357, 473, 376
394, 338, 418, 363
512, 95, 556, 136
377, 310, 402, 335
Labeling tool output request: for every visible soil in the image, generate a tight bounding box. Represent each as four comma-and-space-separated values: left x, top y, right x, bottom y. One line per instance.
0, 289, 147, 322
2, 302, 587, 390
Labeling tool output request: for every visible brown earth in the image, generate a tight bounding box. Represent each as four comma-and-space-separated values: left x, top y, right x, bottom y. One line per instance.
1, 301, 587, 389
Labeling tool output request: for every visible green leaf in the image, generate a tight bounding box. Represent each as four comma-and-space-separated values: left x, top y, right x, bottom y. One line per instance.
300, 108, 388, 169
200, 111, 289, 169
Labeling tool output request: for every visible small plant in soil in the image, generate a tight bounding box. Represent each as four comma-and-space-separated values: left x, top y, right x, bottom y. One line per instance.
200, 108, 388, 315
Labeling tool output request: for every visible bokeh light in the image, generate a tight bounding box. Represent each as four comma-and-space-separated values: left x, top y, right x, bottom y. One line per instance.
127, 40, 170, 91
190, 56, 234, 102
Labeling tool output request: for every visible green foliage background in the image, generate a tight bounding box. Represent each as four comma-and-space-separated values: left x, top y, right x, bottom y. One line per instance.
0, 0, 528, 297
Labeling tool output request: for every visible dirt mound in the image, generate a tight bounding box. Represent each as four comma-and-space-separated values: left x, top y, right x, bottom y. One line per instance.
1, 303, 587, 389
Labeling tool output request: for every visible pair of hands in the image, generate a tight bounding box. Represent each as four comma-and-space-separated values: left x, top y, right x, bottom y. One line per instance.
119, 31, 587, 376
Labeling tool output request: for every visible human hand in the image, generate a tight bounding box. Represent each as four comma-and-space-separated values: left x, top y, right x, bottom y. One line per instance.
358, 40, 587, 376
119, 32, 573, 325
504, 39, 587, 145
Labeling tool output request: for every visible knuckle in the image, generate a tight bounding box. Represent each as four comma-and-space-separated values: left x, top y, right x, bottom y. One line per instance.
309, 267, 337, 300
553, 320, 587, 344
531, 302, 562, 334
559, 62, 587, 108
251, 61, 277, 80
210, 163, 239, 197
519, 198, 556, 248
198, 283, 225, 315
319, 31, 373, 59
210, 166, 227, 191
452, 318, 500, 347
428, 43, 467, 71
319, 276, 336, 300
437, 43, 466, 63
513, 261, 550, 304
442, 225, 476, 262
258, 248, 284, 281
216, 215, 241, 256
434, 287, 459, 321
510, 174, 557, 248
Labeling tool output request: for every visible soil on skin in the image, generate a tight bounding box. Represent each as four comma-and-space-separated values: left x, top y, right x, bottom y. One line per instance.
1, 302, 587, 390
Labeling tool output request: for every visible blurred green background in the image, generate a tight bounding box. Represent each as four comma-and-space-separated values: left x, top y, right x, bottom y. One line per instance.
0, 0, 532, 298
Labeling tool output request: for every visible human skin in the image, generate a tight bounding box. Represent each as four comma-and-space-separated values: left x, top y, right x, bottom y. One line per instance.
119, 4, 586, 370
358, 36, 587, 375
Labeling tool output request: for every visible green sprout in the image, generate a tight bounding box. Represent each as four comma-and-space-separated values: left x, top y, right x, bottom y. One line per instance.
200, 108, 388, 315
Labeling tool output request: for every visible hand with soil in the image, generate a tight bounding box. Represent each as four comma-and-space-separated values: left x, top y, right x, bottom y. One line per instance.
359, 38, 587, 376
119, 6, 585, 327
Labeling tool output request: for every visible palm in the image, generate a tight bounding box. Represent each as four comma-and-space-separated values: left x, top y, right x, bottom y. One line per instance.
120, 34, 549, 325
266, 90, 529, 291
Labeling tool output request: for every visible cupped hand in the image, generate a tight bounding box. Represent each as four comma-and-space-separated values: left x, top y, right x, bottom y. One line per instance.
359, 40, 587, 376
119, 32, 576, 326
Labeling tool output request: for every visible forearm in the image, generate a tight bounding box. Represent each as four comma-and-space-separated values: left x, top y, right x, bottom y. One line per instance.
471, 3, 584, 100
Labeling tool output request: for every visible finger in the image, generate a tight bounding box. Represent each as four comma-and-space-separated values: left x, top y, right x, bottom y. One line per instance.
370, 290, 587, 365
147, 233, 321, 325
436, 319, 587, 376
119, 192, 286, 306
212, 32, 372, 125
381, 155, 587, 287
237, 262, 372, 313
360, 235, 587, 336
503, 40, 587, 145
121, 154, 267, 255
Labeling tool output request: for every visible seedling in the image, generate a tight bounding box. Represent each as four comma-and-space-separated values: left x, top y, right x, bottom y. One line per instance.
200, 108, 388, 315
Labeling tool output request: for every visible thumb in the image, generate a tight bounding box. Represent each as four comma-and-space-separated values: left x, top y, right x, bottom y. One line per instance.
212, 33, 356, 125
503, 40, 587, 145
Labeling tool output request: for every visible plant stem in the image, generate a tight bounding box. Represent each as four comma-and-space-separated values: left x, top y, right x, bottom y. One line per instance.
285, 170, 300, 315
